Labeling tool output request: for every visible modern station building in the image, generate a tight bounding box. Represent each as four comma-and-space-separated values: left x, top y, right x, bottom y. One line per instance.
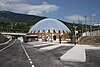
25, 18, 71, 42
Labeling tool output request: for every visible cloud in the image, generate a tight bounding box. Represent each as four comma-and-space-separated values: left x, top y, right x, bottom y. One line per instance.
91, 13, 96, 17
0, 0, 59, 15
66, 15, 85, 21
0, 2, 6, 10
27, 2, 59, 15
0, 0, 21, 3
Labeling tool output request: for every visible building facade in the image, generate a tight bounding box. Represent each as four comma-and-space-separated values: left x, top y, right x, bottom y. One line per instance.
26, 18, 71, 42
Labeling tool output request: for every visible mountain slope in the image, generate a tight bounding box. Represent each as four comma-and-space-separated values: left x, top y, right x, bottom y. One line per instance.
0, 11, 46, 22
0, 11, 75, 33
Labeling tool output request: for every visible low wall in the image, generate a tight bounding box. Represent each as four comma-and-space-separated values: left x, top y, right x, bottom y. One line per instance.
0, 34, 12, 45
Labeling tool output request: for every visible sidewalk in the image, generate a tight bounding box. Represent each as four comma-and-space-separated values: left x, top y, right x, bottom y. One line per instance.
60, 45, 100, 62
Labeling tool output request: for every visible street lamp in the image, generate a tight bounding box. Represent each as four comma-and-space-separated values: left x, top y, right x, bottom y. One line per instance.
73, 26, 77, 45
89, 13, 96, 36
58, 30, 61, 44
84, 16, 87, 36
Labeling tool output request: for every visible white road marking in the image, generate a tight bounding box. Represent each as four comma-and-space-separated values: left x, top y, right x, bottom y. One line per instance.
29, 58, 31, 61
30, 61, 33, 64
0, 40, 16, 52
27, 56, 30, 59
21, 43, 35, 67
32, 65, 35, 67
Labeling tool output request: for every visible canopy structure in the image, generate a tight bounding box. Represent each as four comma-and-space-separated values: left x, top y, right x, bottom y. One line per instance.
27, 18, 71, 42
28, 18, 71, 33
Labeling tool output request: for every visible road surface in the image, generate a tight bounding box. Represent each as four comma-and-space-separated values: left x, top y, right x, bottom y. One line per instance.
0, 39, 100, 67
0, 39, 31, 67
0, 40, 64, 67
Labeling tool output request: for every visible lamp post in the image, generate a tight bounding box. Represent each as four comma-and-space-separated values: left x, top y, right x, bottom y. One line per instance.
84, 16, 87, 36
73, 26, 77, 45
90, 13, 95, 36
58, 30, 61, 44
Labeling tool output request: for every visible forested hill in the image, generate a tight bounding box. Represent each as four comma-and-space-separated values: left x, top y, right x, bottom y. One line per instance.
0, 10, 46, 23
0, 10, 83, 33
0, 10, 73, 27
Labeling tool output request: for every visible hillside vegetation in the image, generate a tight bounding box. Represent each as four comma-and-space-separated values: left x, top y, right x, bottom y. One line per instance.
0, 11, 45, 22
0, 10, 98, 33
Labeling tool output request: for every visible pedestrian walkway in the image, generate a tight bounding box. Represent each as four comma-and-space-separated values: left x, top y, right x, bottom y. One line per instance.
39, 44, 74, 51
60, 45, 100, 62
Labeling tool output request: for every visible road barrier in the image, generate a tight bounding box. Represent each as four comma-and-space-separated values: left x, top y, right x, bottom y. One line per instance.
0, 36, 12, 46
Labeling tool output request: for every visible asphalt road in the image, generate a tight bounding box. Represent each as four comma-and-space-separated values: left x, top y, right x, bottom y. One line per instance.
0, 40, 100, 67
24, 43, 65, 67
0, 40, 65, 67
0, 39, 15, 50
0, 39, 31, 67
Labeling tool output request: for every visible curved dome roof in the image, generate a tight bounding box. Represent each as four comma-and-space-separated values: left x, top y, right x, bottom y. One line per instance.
28, 18, 71, 33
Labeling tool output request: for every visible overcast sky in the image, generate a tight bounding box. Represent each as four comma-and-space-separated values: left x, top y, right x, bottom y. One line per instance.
0, 0, 100, 24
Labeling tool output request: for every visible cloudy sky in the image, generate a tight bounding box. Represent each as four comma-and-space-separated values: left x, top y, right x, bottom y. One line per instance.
0, 0, 100, 24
